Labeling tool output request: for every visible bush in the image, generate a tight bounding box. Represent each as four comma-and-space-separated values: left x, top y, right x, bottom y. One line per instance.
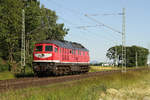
0, 64, 9, 72
0, 57, 9, 72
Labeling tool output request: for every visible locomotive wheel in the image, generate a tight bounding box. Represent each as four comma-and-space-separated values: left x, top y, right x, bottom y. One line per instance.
53, 66, 62, 76
53, 66, 71, 76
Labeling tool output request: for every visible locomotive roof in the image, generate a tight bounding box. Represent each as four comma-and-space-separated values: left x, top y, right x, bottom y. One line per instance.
37, 40, 89, 51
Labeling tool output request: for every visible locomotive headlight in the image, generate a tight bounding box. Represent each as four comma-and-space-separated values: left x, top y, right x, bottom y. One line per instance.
41, 54, 44, 56
35, 53, 52, 58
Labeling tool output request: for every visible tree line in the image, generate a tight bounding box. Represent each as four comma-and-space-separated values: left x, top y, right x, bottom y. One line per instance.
0, 0, 69, 71
106, 45, 149, 67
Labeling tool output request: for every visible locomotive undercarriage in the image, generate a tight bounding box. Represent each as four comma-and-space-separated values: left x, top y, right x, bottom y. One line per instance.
32, 62, 89, 76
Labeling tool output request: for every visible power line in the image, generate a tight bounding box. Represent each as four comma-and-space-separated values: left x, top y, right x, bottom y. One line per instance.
44, 0, 122, 40
77, 27, 120, 45
45, 0, 92, 25
46, 0, 85, 16
58, 16, 121, 46
45, 0, 121, 40
86, 13, 123, 16
59, 17, 121, 43
76, 25, 103, 29
85, 14, 122, 35
58, 17, 115, 42
76, 23, 121, 39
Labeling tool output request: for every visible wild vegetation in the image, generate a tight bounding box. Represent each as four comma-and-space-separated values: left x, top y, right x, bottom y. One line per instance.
0, 69, 150, 100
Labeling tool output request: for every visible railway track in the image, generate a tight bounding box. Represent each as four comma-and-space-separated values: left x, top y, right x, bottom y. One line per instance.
0, 67, 149, 92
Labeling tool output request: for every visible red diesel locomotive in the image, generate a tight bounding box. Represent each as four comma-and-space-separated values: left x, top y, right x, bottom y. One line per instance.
32, 40, 90, 76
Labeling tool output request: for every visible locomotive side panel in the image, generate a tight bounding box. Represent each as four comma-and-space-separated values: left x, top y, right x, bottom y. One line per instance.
53, 44, 60, 62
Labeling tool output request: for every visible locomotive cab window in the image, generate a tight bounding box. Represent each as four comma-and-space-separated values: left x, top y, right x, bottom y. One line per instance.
70, 50, 72, 54
55, 47, 58, 52
35, 46, 43, 51
59, 48, 61, 53
45, 46, 53, 51
83, 52, 85, 56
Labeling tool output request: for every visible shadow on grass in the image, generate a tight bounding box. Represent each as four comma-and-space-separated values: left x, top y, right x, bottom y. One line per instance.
14, 72, 54, 78
15, 72, 35, 78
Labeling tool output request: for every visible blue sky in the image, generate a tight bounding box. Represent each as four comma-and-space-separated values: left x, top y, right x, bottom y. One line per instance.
40, 0, 150, 62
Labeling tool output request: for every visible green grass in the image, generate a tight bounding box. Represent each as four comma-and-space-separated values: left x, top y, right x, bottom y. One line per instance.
0, 69, 150, 100
0, 71, 15, 80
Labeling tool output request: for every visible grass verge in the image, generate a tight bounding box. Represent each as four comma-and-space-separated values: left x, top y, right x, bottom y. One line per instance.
0, 71, 15, 80
89, 66, 120, 72
0, 69, 150, 100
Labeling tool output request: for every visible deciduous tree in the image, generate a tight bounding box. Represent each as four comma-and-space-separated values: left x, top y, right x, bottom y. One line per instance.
0, 0, 69, 71
106, 45, 149, 67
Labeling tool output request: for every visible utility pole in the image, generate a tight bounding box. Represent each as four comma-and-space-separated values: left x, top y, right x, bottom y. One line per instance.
136, 52, 138, 67
85, 9, 127, 72
21, 9, 25, 73
115, 45, 118, 66
122, 8, 126, 72
147, 48, 150, 67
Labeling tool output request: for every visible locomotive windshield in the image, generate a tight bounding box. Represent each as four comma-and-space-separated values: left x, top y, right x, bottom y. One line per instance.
35, 46, 43, 51
45, 46, 53, 51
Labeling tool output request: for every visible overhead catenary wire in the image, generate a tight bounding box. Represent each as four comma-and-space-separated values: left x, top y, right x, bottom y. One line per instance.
44, 0, 121, 40
76, 27, 120, 47
59, 19, 121, 45
85, 14, 122, 35
76, 25, 103, 29
64, 23, 119, 48
59, 17, 121, 47
44, 0, 123, 41
82, 28, 120, 42
58, 15, 120, 43
75, 29, 118, 63
46, 0, 86, 16
76, 23, 121, 40
45, 0, 92, 25
84, 12, 123, 39
86, 13, 123, 17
